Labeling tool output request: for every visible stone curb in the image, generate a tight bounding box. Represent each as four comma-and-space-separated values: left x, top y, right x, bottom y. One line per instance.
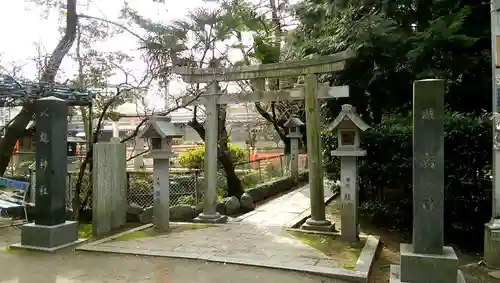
76, 244, 368, 282
77, 222, 225, 248
355, 235, 380, 275
287, 189, 340, 229
389, 265, 466, 283
284, 228, 380, 283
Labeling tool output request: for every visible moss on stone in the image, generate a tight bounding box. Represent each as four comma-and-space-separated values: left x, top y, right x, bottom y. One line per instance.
113, 224, 213, 242
78, 224, 93, 239
287, 231, 365, 269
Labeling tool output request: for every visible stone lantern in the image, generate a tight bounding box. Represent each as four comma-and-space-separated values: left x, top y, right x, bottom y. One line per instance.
139, 116, 183, 231
283, 114, 304, 180
328, 104, 370, 242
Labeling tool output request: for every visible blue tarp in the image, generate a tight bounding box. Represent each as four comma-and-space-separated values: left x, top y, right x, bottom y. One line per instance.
0, 177, 29, 191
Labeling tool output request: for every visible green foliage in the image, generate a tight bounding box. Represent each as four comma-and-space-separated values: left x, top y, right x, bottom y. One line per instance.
323, 113, 492, 243
240, 171, 261, 189
263, 161, 283, 180
293, 0, 491, 122
177, 144, 247, 169
178, 195, 196, 206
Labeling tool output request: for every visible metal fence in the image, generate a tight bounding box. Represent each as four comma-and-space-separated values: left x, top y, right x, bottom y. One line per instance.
9, 151, 308, 210
65, 154, 307, 209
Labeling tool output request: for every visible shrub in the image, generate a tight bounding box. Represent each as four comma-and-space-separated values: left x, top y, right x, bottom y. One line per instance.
178, 195, 196, 205
322, 112, 492, 244
241, 171, 261, 189
178, 144, 247, 169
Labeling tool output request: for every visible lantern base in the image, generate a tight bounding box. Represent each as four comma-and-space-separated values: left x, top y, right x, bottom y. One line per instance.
193, 212, 228, 224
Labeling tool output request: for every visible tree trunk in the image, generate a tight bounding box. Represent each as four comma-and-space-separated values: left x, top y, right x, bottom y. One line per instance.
189, 114, 244, 199
0, 0, 78, 175
218, 146, 245, 198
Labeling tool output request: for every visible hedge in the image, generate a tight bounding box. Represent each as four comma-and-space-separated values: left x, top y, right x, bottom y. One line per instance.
322, 112, 492, 245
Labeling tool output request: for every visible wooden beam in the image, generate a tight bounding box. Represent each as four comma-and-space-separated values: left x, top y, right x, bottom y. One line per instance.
171, 50, 356, 83
182, 85, 349, 105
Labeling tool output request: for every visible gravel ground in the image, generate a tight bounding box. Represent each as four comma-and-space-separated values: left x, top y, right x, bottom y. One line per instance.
0, 226, 346, 283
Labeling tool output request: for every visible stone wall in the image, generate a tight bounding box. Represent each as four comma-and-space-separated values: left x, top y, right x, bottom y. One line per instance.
92, 141, 127, 236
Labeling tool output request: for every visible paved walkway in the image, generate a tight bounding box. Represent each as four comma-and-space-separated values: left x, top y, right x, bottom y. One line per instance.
235, 182, 335, 227
0, 181, 375, 283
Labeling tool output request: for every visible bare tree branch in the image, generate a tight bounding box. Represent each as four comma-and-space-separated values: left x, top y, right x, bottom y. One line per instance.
77, 14, 146, 42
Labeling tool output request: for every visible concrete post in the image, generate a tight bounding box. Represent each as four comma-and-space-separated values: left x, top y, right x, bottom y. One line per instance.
289, 137, 299, 179
485, 0, 500, 269
112, 121, 119, 138
194, 82, 228, 223
133, 136, 144, 170
301, 74, 333, 232
92, 140, 127, 236
153, 158, 170, 230
340, 156, 360, 242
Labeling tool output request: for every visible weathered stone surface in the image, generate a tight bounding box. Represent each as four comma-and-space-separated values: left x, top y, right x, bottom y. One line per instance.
20, 221, 78, 248
221, 196, 240, 215
139, 206, 153, 224
34, 97, 68, 226
239, 172, 309, 214
245, 188, 265, 203
92, 141, 127, 236
240, 193, 255, 211
169, 205, 196, 222
399, 243, 458, 283
412, 79, 445, 255
340, 156, 359, 242
126, 203, 144, 223
215, 200, 226, 214
194, 204, 203, 215
247, 172, 309, 202
484, 222, 500, 268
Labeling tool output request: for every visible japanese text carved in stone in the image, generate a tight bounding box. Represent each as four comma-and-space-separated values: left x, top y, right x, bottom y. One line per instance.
421, 108, 435, 120
39, 159, 47, 169
420, 153, 436, 169
422, 198, 435, 212
344, 193, 352, 204
39, 185, 48, 196
39, 132, 49, 144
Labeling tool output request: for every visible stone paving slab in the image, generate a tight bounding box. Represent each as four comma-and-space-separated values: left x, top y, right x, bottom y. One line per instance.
77, 223, 376, 283
237, 182, 335, 227
94, 224, 330, 265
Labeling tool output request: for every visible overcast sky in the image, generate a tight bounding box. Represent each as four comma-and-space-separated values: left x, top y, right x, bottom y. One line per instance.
0, 0, 296, 114
0, 0, 219, 113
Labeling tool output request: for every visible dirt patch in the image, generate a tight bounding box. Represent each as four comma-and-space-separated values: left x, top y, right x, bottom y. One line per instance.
287, 231, 364, 269
113, 224, 213, 242
325, 197, 500, 283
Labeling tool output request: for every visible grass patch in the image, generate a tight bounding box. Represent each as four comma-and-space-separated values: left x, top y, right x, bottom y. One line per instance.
288, 231, 365, 269
113, 224, 213, 242
78, 224, 93, 239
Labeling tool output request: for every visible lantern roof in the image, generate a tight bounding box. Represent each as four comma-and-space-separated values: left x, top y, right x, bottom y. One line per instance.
139, 116, 183, 139
328, 104, 370, 131
283, 114, 304, 128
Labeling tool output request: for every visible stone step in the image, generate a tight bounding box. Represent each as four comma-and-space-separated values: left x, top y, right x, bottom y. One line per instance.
390, 265, 466, 283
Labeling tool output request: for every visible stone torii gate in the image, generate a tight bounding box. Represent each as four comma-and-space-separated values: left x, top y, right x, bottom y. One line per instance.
172, 50, 355, 230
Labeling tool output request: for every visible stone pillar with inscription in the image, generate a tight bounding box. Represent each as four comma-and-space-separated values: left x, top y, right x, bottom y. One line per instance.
13, 96, 81, 251
139, 116, 183, 230
328, 104, 370, 242
390, 80, 465, 283
193, 82, 228, 223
